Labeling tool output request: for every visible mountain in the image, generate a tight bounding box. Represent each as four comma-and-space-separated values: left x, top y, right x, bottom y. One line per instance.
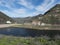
44, 4, 60, 15
0, 12, 14, 24
33, 4, 60, 17
13, 14, 44, 24
13, 4, 60, 24
31, 14, 43, 20
28, 4, 60, 24
13, 17, 32, 24
41, 4, 60, 24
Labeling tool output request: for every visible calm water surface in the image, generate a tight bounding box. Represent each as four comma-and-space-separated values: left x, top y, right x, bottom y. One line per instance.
0, 27, 60, 37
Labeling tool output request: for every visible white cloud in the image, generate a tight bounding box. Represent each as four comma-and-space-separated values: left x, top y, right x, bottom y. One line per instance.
29, 0, 56, 16
0, 8, 27, 17
0, 0, 15, 10
0, 0, 58, 17
35, 0, 49, 11
17, 0, 34, 9
0, 0, 28, 17
13, 8, 26, 14
0, 10, 16, 17
33, 11, 41, 15
35, 0, 55, 13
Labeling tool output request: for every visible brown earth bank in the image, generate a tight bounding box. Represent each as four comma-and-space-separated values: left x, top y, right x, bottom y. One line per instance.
0, 24, 16, 28
0, 24, 60, 30
12, 24, 60, 30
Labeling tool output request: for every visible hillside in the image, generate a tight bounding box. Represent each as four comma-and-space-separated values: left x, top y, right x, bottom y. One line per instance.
42, 4, 60, 24
30, 4, 60, 24
13, 4, 60, 24
44, 4, 60, 15
13, 14, 43, 24
13, 17, 32, 24
0, 12, 14, 24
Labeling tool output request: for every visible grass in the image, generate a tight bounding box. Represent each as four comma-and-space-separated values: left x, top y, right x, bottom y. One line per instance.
0, 35, 60, 45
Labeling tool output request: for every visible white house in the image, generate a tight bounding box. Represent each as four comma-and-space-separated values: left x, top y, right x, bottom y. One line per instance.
32, 20, 41, 26
41, 23, 46, 26
6, 21, 12, 24
32, 20, 46, 26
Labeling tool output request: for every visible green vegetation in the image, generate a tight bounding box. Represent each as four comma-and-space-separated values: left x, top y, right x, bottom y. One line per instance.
42, 14, 60, 25
0, 35, 60, 45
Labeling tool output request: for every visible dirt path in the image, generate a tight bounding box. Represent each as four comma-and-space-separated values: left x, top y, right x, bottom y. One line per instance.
0, 24, 16, 28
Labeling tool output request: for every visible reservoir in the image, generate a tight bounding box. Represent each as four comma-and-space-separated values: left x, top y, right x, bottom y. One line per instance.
0, 27, 60, 37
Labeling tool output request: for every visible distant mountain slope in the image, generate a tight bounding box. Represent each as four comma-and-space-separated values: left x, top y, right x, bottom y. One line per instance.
13, 17, 32, 24
0, 12, 14, 24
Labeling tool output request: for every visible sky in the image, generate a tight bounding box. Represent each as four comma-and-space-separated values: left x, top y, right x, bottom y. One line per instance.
0, 0, 60, 17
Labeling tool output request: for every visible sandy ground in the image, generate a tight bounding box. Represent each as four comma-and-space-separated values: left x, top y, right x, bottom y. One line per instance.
0, 24, 15, 28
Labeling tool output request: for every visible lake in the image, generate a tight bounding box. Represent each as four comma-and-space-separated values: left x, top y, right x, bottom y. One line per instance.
0, 27, 60, 37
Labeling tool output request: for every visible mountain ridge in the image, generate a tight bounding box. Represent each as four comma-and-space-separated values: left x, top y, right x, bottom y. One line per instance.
0, 11, 14, 24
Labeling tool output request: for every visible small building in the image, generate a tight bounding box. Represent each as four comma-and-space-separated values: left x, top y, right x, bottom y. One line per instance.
32, 19, 46, 26
41, 23, 46, 26
32, 20, 41, 26
6, 21, 12, 24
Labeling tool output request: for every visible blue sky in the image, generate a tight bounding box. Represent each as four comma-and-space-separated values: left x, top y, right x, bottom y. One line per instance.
0, 0, 60, 17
